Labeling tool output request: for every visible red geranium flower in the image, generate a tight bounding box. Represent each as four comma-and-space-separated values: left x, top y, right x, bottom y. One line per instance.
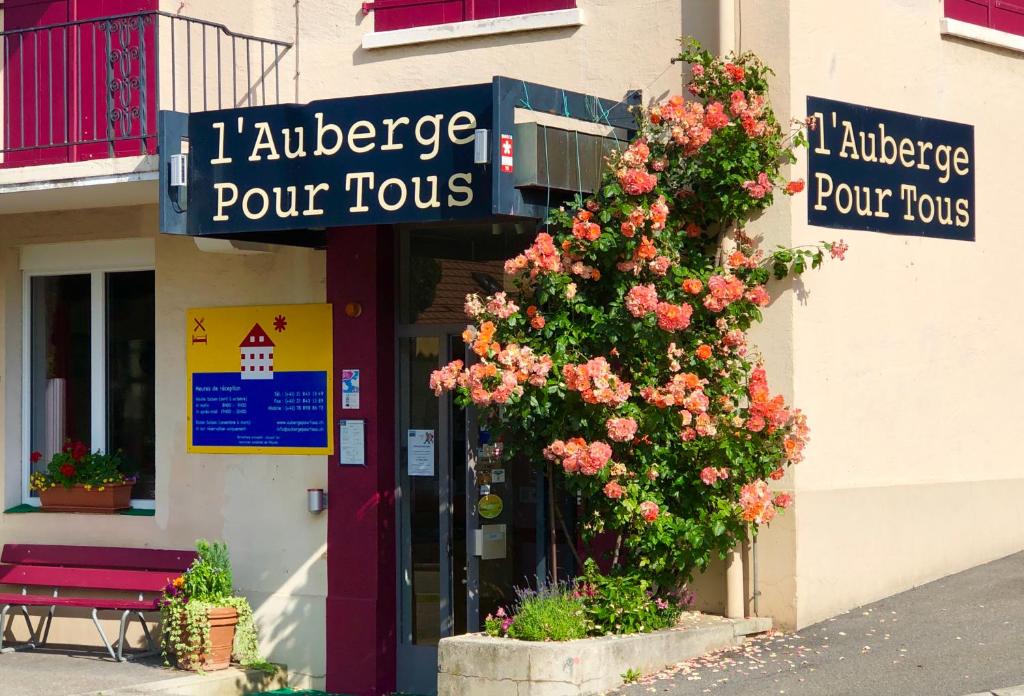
30, 451, 42, 464
71, 441, 89, 461
59, 463, 76, 479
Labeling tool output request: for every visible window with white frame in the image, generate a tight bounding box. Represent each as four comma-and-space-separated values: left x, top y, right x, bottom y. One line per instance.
21, 240, 156, 507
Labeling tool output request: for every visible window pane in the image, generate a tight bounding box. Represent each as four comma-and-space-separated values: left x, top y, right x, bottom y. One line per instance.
106, 271, 156, 500
30, 275, 92, 479
402, 336, 442, 645
399, 226, 531, 325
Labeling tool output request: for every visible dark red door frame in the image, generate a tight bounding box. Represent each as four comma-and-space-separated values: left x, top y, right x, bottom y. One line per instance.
326, 227, 398, 696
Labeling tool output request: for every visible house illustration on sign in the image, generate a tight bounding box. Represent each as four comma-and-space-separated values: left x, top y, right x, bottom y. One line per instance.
240, 324, 275, 380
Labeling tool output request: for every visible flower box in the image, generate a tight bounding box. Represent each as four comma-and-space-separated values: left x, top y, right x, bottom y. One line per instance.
38, 482, 133, 513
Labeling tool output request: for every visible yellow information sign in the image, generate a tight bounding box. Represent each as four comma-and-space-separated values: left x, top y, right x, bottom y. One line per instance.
478, 494, 504, 520
186, 303, 333, 454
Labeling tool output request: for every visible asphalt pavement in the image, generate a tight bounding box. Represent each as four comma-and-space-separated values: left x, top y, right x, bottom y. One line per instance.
0, 647, 173, 696
614, 551, 1024, 696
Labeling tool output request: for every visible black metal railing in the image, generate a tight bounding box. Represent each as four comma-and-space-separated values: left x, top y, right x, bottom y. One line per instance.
1, 12, 292, 167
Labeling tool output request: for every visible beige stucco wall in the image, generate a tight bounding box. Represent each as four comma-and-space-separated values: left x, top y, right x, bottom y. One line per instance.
160, 0, 686, 109
0, 205, 328, 689
18, 0, 1018, 672
783, 0, 1024, 628
0, 0, 725, 686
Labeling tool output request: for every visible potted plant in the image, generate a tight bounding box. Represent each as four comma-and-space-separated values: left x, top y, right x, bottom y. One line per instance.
29, 442, 137, 513
159, 540, 264, 672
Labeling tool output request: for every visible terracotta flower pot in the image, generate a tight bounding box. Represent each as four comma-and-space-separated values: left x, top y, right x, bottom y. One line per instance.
37, 482, 133, 513
177, 606, 239, 672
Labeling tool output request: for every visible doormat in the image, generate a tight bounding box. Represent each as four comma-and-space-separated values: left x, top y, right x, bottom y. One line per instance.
249, 691, 424, 696
247, 691, 348, 696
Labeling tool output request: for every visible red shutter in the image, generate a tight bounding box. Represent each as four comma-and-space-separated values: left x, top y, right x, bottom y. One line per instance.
372, 0, 468, 32
2, 0, 156, 167
72, 0, 158, 162
3, 0, 72, 166
372, 0, 576, 31
944, 0, 990, 26
472, 0, 576, 21
992, 0, 1024, 34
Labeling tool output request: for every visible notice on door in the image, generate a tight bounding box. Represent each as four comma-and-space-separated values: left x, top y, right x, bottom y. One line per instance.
186, 303, 334, 454
338, 419, 365, 466
407, 429, 435, 477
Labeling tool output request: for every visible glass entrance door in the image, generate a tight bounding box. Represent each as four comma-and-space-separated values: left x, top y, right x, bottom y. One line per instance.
395, 226, 549, 694
396, 332, 547, 694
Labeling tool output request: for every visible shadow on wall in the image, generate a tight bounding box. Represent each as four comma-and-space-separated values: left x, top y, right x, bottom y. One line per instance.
350, 24, 581, 67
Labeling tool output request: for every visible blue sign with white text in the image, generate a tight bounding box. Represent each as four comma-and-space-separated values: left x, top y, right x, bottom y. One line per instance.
187, 83, 494, 235
192, 371, 329, 449
806, 96, 974, 241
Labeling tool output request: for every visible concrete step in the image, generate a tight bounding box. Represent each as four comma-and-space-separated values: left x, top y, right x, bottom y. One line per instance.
69, 665, 289, 696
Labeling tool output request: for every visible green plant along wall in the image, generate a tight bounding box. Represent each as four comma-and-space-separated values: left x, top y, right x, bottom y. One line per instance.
431, 40, 847, 591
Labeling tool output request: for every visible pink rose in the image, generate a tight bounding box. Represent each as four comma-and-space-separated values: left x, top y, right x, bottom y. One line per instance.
603, 481, 624, 499
639, 501, 660, 522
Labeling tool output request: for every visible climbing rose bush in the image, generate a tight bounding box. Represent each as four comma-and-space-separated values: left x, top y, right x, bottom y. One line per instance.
431, 40, 847, 589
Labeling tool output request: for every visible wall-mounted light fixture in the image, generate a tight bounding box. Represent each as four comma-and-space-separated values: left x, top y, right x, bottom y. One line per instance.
308, 488, 328, 514
169, 153, 188, 188
474, 129, 490, 165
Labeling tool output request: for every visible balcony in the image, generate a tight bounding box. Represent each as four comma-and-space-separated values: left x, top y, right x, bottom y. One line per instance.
0, 11, 292, 214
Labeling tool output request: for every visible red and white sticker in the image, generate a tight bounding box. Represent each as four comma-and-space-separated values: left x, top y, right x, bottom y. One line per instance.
500, 134, 514, 173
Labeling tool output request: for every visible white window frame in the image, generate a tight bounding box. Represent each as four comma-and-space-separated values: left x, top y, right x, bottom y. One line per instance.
20, 239, 156, 509
361, 7, 584, 50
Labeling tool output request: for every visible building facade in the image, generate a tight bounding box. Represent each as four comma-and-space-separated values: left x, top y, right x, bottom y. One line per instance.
0, 1, 1021, 695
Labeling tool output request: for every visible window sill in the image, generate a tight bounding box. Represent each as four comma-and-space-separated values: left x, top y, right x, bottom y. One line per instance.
4, 503, 155, 517
940, 16, 1024, 54
362, 7, 584, 50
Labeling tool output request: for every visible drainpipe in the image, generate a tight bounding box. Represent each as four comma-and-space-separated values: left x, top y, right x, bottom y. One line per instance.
718, 0, 736, 56
752, 532, 760, 616
719, 0, 745, 621
725, 544, 744, 619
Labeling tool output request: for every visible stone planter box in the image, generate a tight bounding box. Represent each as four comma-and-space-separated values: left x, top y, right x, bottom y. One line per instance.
438, 615, 772, 696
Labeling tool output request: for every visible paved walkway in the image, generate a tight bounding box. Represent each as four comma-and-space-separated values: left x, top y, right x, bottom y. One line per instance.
615, 551, 1024, 696
0, 648, 176, 696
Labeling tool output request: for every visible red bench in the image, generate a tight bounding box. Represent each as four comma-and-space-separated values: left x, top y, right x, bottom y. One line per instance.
0, 544, 196, 661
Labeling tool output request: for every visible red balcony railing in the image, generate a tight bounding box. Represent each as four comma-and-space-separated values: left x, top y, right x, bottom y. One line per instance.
1, 12, 292, 168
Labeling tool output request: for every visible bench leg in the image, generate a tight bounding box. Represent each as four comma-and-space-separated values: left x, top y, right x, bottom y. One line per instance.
136, 612, 157, 655
114, 610, 131, 662
0, 604, 9, 653
119, 612, 158, 661
29, 606, 55, 648
90, 608, 119, 661
0, 605, 42, 654
37, 606, 55, 648
20, 607, 39, 648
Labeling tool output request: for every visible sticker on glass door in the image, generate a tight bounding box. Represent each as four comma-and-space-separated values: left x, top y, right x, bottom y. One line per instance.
408, 429, 435, 476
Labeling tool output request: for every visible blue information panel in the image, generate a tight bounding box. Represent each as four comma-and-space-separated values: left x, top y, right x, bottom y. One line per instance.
192, 371, 328, 449
186, 303, 334, 455
807, 96, 974, 241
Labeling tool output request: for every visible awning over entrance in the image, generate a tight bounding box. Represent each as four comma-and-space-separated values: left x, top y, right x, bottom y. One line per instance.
158, 77, 639, 242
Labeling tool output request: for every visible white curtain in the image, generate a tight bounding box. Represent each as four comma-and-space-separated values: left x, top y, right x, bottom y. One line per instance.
43, 377, 66, 465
